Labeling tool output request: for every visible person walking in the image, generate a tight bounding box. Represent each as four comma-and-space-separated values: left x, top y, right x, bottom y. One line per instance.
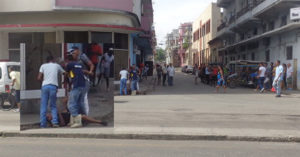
216, 65, 226, 93
8, 67, 21, 112
273, 60, 284, 97
167, 63, 175, 86
119, 67, 129, 95
257, 63, 266, 93
162, 63, 167, 86
286, 63, 293, 90
37, 56, 65, 128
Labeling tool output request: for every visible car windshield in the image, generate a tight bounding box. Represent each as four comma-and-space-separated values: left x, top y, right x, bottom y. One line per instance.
7, 65, 20, 79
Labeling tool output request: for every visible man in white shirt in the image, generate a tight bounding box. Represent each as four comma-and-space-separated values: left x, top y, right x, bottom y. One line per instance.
119, 67, 129, 95
162, 64, 168, 86
273, 60, 284, 97
286, 63, 293, 90
37, 56, 65, 128
9, 67, 21, 112
257, 63, 266, 93
167, 63, 175, 86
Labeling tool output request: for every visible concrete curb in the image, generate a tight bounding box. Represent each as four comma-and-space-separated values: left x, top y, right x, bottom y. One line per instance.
1, 131, 300, 143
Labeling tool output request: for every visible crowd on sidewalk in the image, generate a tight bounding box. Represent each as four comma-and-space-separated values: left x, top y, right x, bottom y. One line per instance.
119, 63, 176, 95
37, 46, 111, 129
192, 60, 294, 97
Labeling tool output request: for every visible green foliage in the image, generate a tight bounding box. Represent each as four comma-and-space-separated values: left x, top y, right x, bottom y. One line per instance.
155, 47, 166, 62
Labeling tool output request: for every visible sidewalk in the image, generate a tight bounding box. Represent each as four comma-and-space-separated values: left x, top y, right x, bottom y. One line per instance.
2, 72, 300, 143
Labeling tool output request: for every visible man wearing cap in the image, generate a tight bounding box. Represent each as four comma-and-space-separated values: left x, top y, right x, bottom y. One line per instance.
37, 56, 65, 128
71, 47, 94, 116
66, 49, 88, 128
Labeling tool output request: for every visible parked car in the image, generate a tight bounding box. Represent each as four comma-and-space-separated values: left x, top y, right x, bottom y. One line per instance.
181, 65, 187, 72
186, 65, 194, 73
0, 62, 20, 109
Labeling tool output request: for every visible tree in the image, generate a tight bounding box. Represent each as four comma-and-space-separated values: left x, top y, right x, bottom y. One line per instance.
155, 47, 166, 62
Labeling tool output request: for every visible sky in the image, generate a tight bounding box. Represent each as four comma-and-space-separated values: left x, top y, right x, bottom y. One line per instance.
153, 0, 216, 47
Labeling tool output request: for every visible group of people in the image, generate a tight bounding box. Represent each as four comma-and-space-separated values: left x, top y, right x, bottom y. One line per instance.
254, 60, 293, 97
38, 46, 108, 128
193, 60, 294, 97
194, 64, 229, 93
119, 63, 176, 95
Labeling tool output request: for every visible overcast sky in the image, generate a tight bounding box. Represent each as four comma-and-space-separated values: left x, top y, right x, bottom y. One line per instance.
153, 0, 216, 47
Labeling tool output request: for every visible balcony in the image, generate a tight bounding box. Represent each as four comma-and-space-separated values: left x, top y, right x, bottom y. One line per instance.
236, 0, 266, 19
217, 0, 233, 8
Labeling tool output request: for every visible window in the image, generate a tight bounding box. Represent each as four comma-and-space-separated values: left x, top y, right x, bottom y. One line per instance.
242, 54, 246, 60
91, 32, 112, 43
251, 53, 255, 61
265, 50, 270, 62
114, 33, 128, 49
9, 32, 56, 62
206, 20, 211, 34
269, 21, 275, 31
64, 31, 88, 43
286, 46, 293, 60
281, 15, 287, 26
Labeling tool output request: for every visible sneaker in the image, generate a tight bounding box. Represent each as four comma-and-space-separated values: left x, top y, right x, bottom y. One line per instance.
275, 95, 281, 98
13, 109, 20, 113
260, 88, 265, 93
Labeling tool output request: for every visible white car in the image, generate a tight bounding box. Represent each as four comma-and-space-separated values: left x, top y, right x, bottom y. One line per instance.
186, 65, 194, 73
0, 62, 20, 108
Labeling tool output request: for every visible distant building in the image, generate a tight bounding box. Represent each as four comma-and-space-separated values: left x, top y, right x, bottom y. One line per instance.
165, 29, 180, 66
178, 23, 193, 66
215, 0, 300, 89
191, 3, 222, 65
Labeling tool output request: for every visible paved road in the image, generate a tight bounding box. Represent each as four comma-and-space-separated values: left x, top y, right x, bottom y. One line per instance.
0, 137, 300, 157
115, 71, 300, 130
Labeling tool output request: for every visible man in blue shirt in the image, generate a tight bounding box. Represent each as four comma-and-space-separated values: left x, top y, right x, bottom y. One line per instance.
66, 49, 87, 128
130, 64, 139, 92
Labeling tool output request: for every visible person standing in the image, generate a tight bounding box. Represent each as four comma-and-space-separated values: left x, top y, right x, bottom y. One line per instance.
8, 67, 21, 112
167, 63, 175, 86
37, 56, 65, 128
273, 60, 284, 97
282, 64, 287, 90
156, 65, 162, 86
162, 63, 167, 86
205, 65, 211, 85
66, 50, 87, 128
103, 48, 114, 91
286, 63, 293, 90
119, 67, 129, 95
71, 47, 94, 116
257, 63, 266, 93
130, 64, 139, 94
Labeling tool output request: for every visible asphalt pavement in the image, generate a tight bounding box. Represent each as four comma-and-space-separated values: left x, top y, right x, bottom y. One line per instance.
1, 137, 300, 157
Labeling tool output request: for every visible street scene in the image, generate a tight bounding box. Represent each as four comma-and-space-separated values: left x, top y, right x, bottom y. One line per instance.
1, 0, 300, 156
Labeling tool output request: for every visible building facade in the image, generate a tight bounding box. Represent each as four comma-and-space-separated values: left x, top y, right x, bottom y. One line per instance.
191, 3, 222, 66
0, 0, 155, 70
165, 29, 180, 66
178, 23, 193, 66
215, 0, 300, 89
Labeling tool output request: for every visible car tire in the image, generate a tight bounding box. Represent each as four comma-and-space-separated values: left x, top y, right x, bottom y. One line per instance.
0, 95, 4, 109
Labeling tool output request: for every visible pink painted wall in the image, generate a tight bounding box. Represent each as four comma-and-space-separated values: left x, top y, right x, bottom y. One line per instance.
55, 0, 134, 13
